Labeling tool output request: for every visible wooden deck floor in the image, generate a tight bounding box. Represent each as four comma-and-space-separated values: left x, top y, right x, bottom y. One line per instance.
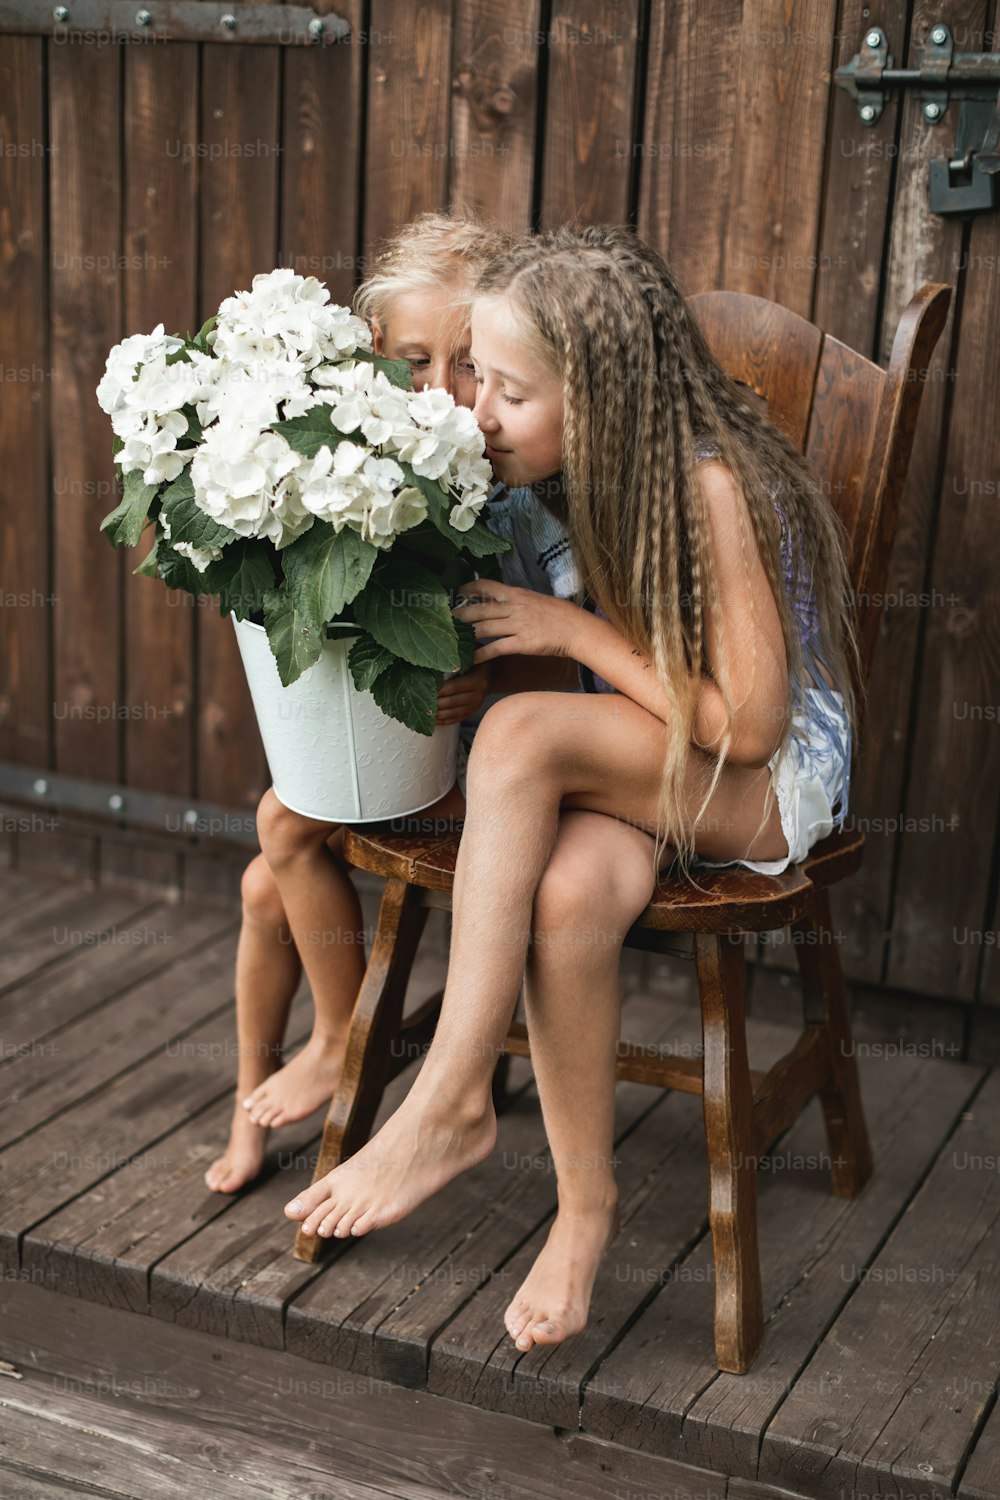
1, 865, 999, 1500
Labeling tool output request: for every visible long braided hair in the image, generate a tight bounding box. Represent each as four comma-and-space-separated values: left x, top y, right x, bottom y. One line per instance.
474, 225, 861, 879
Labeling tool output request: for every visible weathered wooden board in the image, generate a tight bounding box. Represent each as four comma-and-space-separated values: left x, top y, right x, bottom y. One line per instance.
581, 1051, 983, 1481
759, 1070, 1000, 1500
0, 896, 236, 1063
539, 1, 641, 229
450, 0, 541, 231
1, 1278, 739, 1500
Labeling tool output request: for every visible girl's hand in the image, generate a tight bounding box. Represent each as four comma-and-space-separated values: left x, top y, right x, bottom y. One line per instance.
436, 662, 491, 727
451, 580, 577, 664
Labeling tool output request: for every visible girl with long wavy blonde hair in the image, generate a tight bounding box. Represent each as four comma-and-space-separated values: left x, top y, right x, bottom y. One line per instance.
284, 224, 860, 1357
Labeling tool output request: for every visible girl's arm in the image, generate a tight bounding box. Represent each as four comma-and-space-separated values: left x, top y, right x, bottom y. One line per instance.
571, 461, 790, 769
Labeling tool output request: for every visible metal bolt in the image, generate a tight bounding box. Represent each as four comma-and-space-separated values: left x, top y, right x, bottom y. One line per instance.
33, 778, 49, 796
308, 16, 325, 37
865, 28, 882, 48
220, 12, 237, 29
108, 793, 125, 812
860, 104, 877, 123
929, 25, 948, 45
53, 6, 69, 19
136, 8, 152, 24
183, 808, 199, 829
924, 101, 942, 121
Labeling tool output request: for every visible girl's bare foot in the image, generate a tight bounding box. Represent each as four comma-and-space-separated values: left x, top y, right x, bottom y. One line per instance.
205, 1093, 271, 1193
242, 1032, 348, 1128
284, 1090, 497, 1238
503, 1197, 621, 1352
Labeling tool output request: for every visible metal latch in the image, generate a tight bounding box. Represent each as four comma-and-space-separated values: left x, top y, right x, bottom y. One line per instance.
835, 23, 1000, 216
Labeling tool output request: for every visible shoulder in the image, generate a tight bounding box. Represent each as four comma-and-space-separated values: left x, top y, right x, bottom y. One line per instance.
695, 458, 781, 549
694, 457, 744, 530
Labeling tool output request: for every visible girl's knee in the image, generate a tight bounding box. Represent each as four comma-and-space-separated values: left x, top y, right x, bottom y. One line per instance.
533, 841, 656, 938
241, 853, 288, 928
472, 694, 551, 763
256, 787, 340, 863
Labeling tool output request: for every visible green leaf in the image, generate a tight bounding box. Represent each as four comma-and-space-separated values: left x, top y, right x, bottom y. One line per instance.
195, 313, 217, 346
398, 460, 511, 561
100, 468, 159, 548
353, 559, 460, 672
133, 533, 160, 578
262, 587, 324, 687
392, 518, 464, 565
347, 631, 398, 692
156, 540, 207, 596
351, 349, 414, 390
271, 405, 356, 460
159, 468, 239, 552
451, 516, 513, 560
399, 462, 450, 520
467, 548, 505, 583
203, 539, 276, 620
181, 406, 203, 444
280, 522, 378, 633
367, 657, 441, 737
453, 617, 478, 674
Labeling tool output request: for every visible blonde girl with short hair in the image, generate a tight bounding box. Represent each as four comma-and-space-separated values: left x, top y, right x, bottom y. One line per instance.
206, 211, 585, 1193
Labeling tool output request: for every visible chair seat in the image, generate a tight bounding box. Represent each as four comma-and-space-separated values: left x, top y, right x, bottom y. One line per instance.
341, 823, 865, 934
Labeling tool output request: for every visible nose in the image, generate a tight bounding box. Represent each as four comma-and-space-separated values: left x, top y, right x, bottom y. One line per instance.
473, 384, 498, 433
426, 353, 457, 398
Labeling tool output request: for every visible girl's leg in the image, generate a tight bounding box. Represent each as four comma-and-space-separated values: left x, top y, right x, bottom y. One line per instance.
204, 852, 304, 1191
503, 809, 658, 1351
242, 797, 366, 1126
284, 691, 782, 1239
247, 781, 467, 1126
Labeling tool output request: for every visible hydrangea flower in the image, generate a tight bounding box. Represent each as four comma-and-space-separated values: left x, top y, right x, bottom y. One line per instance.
190, 422, 308, 549
212, 268, 372, 369
99, 268, 493, 585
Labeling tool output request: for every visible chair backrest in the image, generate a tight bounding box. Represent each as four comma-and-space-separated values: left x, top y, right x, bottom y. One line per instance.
687, 287, 951, 745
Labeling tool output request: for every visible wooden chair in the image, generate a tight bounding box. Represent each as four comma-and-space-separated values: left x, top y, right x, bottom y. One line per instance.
291, 283, 952, 1375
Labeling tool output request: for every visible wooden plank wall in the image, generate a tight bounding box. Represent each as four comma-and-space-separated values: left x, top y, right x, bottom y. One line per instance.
1, 0, 997, 1018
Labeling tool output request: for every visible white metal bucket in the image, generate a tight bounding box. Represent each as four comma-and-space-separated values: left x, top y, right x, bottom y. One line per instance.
232, 616, 460, 823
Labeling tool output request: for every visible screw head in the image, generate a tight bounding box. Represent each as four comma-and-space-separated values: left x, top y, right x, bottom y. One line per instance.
860, 104, 877, 123
136, 8, 152, 23
929, 25, 948, 45
183, 809, 199, 829
108, 793, 124, 812
865, 28, 882, 48
924, 101, 942, 121
308, 16, 325, 36
33, 778, 49, 795
220, 12, 237, 29
53, 5, 69, 19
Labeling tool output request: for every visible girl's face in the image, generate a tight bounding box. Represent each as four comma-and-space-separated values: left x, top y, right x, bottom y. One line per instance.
373, 285, 477, 408
469, 296, 564, 489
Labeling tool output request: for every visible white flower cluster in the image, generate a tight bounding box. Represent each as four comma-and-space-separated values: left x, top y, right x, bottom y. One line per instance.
96, 268, 493, 571
302, 362, 493, 542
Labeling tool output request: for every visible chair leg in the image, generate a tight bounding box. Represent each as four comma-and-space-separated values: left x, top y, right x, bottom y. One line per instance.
695, 932, 764, 1375
293, 876, 429, 1264
791, 888, 874, 1198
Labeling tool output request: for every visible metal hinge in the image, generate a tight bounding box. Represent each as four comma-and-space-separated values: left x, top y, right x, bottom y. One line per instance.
0, 0, 350, 45
835, 23, 1000, 216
